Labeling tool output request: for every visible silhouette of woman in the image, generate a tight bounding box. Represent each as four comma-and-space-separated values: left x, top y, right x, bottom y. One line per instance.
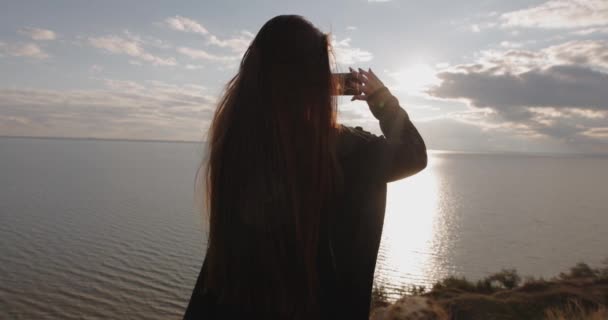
184, 14, 427, 320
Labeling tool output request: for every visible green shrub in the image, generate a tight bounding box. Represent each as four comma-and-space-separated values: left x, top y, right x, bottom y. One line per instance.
482, 268, 521, 290
432, 276, 478, 292
559, 262, 598, 280
371, 284, 390, 309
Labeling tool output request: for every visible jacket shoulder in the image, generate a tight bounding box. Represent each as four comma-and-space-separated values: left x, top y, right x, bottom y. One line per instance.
336, 124, 383, 158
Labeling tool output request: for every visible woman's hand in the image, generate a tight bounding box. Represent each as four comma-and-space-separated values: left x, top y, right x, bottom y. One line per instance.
349, 67, 385, 101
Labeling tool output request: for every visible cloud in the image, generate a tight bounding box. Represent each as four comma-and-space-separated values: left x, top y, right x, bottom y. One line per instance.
165, 16, 253, 53
166, 18, 365, 65
0, 42, 49, 59
427, 39, 608, 149
330, 36, 373, 65
121, 30, 172, 49
165, 16, 209, 35
18, 27, 57, 40
185, 64, 205, 70
501, 0, 608, 29
582, 127, 608, 139
544, 40, 608, 70
414, 116, 543, 153
177, 46, 239, 62
346, 26, 358, 31
206, 31, 253, 53
570, 27, 608, 35
90, 64, 103, 73
89, 35, 177, 66
0, 80, 216, 141
500, 41, 523, 49
456, 40, 608, 74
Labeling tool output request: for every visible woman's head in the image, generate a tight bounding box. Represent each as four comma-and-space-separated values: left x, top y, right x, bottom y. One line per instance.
237, 14, 337, 124
200, 15, 341, 318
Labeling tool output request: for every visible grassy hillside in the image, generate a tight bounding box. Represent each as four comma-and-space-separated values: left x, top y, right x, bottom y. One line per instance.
371, 261, 608, 320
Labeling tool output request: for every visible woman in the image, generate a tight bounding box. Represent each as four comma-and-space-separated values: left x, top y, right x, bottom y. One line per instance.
184, 15, 427, 320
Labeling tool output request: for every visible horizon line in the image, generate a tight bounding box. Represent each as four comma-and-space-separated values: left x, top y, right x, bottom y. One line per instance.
1, 135, 606, 157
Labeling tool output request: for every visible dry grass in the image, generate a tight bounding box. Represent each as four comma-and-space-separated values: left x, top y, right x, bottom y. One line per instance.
371, 296, 449, 320
544, 300, 608, 320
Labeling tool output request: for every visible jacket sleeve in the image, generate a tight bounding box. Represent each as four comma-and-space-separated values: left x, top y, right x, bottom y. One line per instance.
347, 86, 427, 183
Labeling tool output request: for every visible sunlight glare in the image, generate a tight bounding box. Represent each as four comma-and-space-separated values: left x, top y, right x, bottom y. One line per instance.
392, 63, 440, 95
375, 154, 442, 297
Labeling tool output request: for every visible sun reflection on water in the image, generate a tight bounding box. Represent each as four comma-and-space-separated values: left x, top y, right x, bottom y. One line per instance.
374, 153, 445, 298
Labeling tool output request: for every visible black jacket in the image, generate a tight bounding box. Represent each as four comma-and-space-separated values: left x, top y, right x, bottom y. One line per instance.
183, 86, 427, 319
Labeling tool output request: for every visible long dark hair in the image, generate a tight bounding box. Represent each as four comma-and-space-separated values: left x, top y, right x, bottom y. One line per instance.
199, 15, 341, 318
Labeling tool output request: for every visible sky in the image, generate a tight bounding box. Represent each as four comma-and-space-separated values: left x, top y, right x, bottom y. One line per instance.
1, 0, 607, 154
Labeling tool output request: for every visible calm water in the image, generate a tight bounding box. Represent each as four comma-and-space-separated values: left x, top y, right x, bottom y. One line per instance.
1, 137, 607, 319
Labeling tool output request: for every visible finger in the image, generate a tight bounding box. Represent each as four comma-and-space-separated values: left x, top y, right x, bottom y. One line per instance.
367, 68, 377, 80
359, 69, 373, 83
351, 94, 366, 101
358, 68, 370, 77
358, 73, 369, 83
368, 68, 380, 82
362, 86, 374, 96
369, 68, 385, 86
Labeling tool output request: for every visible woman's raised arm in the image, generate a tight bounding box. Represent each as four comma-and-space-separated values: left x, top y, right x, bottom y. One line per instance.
347, 68, 427, 183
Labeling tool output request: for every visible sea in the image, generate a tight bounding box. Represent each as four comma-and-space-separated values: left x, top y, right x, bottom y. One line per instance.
1, 137, 607, 319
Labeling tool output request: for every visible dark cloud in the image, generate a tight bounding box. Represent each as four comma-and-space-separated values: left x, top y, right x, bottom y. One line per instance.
426, 39, 608, 152
430, 65, 608, 110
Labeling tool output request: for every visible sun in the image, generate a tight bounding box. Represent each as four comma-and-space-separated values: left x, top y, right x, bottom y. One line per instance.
391, 63, 441, 96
